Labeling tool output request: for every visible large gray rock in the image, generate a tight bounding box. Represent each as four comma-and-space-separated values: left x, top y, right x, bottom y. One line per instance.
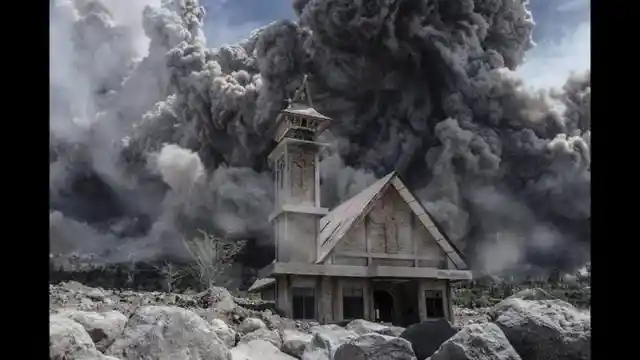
211, 318, 238, 347
238, 317, 267, 334
302, 325, 358, 360
240, 328, 283, 349
106, 306, 231, 360
428, 323, 522, 360
334, 333, 416, 360
490, 298, 591, 360
282, 329, 312, 358
346, 319, 404, 337
400, 319, 457, 360
50, 314, 113, 360
232, 340, 297, 360
56, 310, 127, 352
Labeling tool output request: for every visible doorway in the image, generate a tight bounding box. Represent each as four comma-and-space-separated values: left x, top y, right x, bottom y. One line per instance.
373, 290, 394, 323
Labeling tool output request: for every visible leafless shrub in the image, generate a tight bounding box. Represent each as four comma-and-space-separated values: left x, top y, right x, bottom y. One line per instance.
182, 230, 246, 290
154, 261, 188, 293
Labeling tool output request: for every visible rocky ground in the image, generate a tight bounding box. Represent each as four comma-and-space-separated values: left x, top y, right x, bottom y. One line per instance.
50, 281, 591, 360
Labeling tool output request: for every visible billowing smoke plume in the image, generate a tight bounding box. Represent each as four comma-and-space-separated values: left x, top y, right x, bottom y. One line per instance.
50, 0, 590, 274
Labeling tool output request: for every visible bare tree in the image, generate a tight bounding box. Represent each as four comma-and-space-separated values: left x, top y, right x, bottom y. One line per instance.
155, 261, 188, 293
182, 230, 246, 290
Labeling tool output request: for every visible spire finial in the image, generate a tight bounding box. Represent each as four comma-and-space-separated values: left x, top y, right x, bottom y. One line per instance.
291, 74, 313, 107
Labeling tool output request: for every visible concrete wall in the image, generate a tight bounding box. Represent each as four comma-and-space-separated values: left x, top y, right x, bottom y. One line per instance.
262, 287, 275, 301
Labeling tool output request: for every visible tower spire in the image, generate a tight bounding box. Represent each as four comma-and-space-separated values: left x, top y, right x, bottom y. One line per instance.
289, 74, 313, 108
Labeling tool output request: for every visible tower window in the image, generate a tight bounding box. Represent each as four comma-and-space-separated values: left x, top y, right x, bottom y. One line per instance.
276, 158, 285, 189
292, 287, 316, 319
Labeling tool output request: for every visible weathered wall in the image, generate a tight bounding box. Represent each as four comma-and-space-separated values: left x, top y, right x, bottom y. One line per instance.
414, 219, 446, 267
331, 187, 447, 268
287, 213, 317, 263
418, 279, 452, 322
276, 213, 317, 263
287, 148, 316, 206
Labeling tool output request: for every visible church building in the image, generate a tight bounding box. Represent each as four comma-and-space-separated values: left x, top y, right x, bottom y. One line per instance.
248, 77, 472, 326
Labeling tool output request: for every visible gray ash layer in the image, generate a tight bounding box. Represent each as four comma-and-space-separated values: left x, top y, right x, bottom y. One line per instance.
49, 0, 590, 274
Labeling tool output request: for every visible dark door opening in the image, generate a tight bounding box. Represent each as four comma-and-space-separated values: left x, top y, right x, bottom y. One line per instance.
425, 290, 445, 319
343, 286, 364, 320
373, 290, 394, 323
292, 287, 316, 320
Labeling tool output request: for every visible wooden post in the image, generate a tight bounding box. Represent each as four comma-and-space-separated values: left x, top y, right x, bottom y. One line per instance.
277, 275, 292, 318
418, 281, 427, 322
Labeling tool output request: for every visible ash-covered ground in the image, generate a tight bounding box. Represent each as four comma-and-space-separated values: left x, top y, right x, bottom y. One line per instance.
50, 0, 590, 276
49, 280, 591, 360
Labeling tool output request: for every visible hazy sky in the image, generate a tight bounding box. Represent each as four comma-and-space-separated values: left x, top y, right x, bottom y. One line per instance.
201, 0, 590, 89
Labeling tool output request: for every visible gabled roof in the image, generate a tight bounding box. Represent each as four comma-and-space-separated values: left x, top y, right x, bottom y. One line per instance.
316, 172, 468, 270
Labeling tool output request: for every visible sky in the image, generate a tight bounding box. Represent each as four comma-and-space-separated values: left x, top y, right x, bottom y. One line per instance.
201, 0, 590, 90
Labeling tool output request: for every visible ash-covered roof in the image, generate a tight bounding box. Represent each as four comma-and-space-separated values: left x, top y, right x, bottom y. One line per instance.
281, 103, 331, 120
248, 277, 275, 292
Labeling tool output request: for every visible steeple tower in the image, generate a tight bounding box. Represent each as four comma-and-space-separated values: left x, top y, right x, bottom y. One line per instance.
268, 75, 332, 263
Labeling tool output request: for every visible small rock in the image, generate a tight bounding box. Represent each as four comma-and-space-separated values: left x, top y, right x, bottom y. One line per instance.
240, 328, 283, 349
56, 310, 127, 352
87, 288, 106, 302
239, 317, 267, 334
79, 297, 95, 311
428, 323, 521, 360
400, 319, 457, 360
197, 287, 237, 311
282, 329, 312, 358
334, 333, 416, 360
232, 339, 296, 360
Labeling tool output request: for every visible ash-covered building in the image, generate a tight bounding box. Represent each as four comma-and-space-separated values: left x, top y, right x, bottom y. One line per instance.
249, 77, 472, 326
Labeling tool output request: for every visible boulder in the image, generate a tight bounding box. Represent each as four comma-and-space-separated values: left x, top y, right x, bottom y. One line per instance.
211, 318, 238, 347
282, 329, 312, 358
490, 298, 591, 360
428, 323, 521, 360
231, 340, 296, 360
234, 297, 283, 316
238, 317, 267, 334
346, 319, 404, 337
50, 314, 112, 360
56, 310, 127, 352
334, 333, 416, 360
106, 306, 231, 360
301, 325, 358, 360
399, 319, 457, 360
196, 287, 237, 311
240, 328, 283, 349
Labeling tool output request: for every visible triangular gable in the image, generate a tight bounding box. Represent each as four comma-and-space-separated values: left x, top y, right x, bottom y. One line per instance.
316, 172, 468, 270
317, 172, 396, 262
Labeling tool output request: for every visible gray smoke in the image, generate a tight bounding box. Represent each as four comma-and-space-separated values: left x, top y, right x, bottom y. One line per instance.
50, 0, 590, 274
